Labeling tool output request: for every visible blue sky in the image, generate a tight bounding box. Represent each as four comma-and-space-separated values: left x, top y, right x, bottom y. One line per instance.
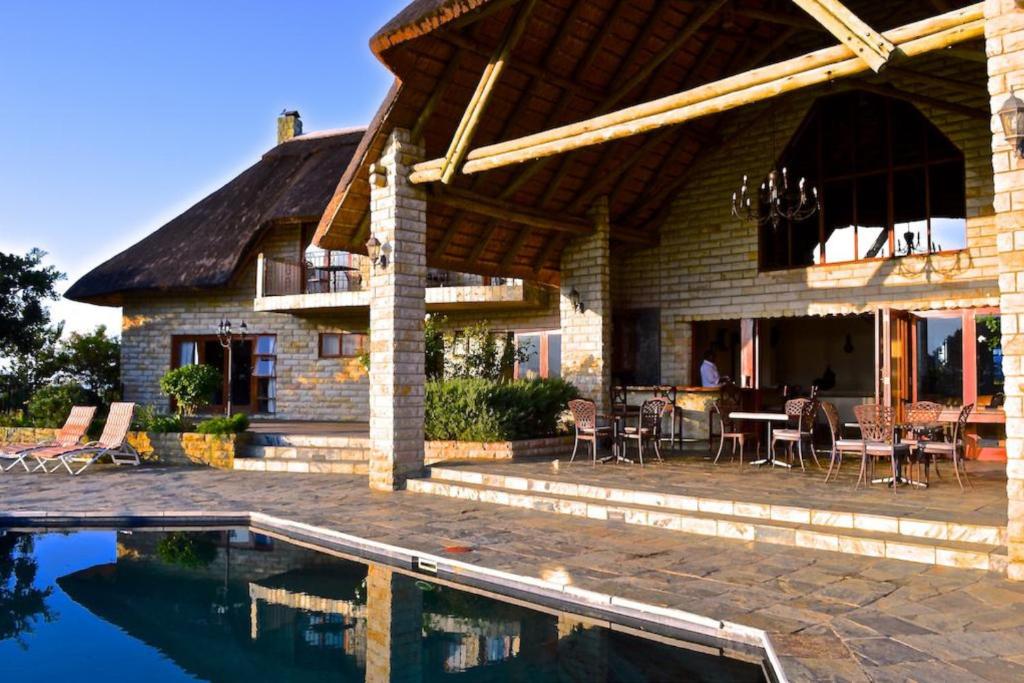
0, 0, 407, 335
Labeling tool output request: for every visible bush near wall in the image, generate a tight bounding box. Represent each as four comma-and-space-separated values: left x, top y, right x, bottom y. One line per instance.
425, 378, 578, 442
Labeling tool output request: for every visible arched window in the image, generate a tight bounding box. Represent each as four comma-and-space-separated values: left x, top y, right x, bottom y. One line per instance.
760, 90, 966, 270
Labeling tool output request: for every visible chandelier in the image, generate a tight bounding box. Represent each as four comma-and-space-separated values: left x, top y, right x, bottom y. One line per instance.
731, 166, 819, 229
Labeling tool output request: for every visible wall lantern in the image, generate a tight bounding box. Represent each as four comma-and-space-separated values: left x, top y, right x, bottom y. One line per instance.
568, 287, 584, 313
998, 91, 1024, 158
366, 235, 388, 270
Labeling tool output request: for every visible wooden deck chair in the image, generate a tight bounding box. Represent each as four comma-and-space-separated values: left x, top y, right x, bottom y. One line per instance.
34, 403, 138, 475
1, 406, 96, 472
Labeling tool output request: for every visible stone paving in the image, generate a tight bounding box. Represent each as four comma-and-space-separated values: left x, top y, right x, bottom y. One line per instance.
2, 465, 1024, 681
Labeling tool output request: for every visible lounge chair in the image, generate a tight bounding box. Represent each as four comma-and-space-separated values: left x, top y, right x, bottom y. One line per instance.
1, 406, 96, 472
34, 402, 139, 475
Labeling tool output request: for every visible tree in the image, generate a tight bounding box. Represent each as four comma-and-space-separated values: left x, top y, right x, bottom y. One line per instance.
0, 533, 54, 647
0, 249, 63, 356
160, 364, 222, 416
52, 326, 121, 404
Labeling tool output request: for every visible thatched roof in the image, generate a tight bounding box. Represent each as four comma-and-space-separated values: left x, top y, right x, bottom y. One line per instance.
315, 0, 979, 285
66, 128, 364, 306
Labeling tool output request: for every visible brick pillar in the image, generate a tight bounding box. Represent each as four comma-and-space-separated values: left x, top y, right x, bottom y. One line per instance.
364, 565, 423, 683
368, 128, 426, 491
560, 197, 612, 413
988, 0, 1024, 579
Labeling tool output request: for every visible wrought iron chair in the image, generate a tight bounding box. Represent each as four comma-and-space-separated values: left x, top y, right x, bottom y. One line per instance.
919, 403, 975, 490
711, 398, 758, 467
853, 403, 911, 491
621, 397, 670, 466
770, 398, 820, 470
654, 385, 683, 448
820, 401, 865, 483
567, 399, 613, 465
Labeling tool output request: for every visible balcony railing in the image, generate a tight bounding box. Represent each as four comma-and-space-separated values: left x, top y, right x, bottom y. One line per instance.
259, 252, 522, 298
261, 253, 364, 297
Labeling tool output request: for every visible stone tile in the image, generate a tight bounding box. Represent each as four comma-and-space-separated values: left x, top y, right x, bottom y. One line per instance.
845, 637, 931, 666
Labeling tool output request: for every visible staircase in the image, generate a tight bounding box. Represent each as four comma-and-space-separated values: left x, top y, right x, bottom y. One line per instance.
408, 465, 1008, 573
233, 433, 370, 475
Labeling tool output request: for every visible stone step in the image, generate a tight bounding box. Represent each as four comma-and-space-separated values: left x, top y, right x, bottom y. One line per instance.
247, 433, 370, 449
233, 457, 368, 475
425, 466, 1006, 547
238, 444, 371, 461
408, 473, 1007, 573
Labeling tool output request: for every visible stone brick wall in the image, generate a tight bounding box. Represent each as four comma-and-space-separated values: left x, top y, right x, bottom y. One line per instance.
128, 431, 243, 469
614, 58, 996, 384
987, 0, 1024, 580
560, 198, 612, 411
425, 436, 573, 463
120, 223, 370, 421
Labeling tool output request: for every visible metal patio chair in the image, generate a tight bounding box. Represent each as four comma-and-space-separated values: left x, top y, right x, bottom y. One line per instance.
711, 397, 758, 467
1, 406, 96, 472
853, 403, 911, 491
919, 403, 975, 490
621, 397, 670, 466
820, 401, 864, 483
567, 399, 613, 465
770, 398, 820, 471
34, 403, 140, 475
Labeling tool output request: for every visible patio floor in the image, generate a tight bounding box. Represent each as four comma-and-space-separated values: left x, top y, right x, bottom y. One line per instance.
428, 448, 1009, 530
2, 465, 1024, 681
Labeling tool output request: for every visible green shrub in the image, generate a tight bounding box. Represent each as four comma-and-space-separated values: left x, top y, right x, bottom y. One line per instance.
26, 383, 89, 428
195, 413, 249, 435
132, 405, 185, 433
425, 377, 578, 442
159, 365, 221, 416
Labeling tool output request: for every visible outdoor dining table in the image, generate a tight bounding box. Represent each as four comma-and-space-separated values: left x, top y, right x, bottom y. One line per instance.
728, 411, 791, 468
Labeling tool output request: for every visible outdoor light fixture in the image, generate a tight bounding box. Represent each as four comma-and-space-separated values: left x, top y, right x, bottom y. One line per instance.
216, 319, 247, 417
568, 286, 584, 313
999, 91, 1024, 159
366, 235, 388, 270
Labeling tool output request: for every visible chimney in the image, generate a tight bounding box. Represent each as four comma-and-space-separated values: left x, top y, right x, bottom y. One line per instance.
277, 110, 302, 144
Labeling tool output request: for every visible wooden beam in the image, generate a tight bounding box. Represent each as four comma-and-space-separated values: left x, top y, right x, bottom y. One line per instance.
885, 65, 985, 93
790, 0, 896, 72
467, 223, 499, 263
842, 78, 990, 120
432, 216, 464, 260
430, 253, 560, 283
436, 0, 538, 185
428, 187, 593, 236
532, 235, 564, 275
501, 228, 532, 268
425, 4, 984, 177
352, 213, 371, 247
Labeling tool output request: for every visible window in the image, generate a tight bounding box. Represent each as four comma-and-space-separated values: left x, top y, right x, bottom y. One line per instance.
762, 91, 966, 270
976, 314, 1004, 405
514, 331, 561, 379
319, 332, 367, 359
253, 335, 277, 413
915, 313, 963, 404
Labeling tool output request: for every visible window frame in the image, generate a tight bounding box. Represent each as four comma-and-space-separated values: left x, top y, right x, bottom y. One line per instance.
169, 333, 277, 414
759, 92, 967, 272
318, 332, 368, 359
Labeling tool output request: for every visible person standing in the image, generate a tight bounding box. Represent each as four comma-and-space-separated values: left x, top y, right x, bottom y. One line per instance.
700, 349, 721, 387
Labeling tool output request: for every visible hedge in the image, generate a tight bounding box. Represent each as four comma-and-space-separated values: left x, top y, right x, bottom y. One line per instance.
425, 377, 578, 442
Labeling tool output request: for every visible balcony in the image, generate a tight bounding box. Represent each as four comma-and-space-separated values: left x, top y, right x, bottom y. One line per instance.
254, 253, 548, 314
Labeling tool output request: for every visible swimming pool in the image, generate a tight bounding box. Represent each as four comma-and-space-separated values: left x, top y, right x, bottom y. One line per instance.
0, 528, 766, 681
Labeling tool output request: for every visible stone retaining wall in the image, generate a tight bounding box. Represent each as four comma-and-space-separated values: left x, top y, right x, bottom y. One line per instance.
0, 427, 241, 471
425, 436, 572, 463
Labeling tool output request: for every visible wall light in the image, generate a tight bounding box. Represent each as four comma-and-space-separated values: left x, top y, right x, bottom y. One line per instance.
998, 91, 1024, 158
366, 235, 388, 270
568, 286, 584, 313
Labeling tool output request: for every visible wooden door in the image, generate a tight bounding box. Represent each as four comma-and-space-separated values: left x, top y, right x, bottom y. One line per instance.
877, 308, 911, 417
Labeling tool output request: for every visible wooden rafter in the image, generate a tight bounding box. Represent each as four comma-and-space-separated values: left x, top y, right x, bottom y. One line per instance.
941, 45, 986, 63
789, 0, 896, 72
467, 223, 500, 263
535, 2, 728, 211
730, 7, 826, 33
411, 52, 463, 143
429, 187, 593, 236
414, 4, 983, 178
501, 227, 532, 268
436, 0, 538, 184
532, 235, 565, 275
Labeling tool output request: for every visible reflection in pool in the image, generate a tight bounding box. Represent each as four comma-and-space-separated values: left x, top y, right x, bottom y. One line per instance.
0, 529, 765, 682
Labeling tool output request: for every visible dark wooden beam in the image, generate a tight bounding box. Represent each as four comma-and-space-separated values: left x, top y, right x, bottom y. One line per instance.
429, 187, 592, 236
501, 227, 532, 268
843, 78, 990, 120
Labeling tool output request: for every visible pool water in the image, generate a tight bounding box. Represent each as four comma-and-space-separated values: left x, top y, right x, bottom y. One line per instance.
0, 529, 765, 682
